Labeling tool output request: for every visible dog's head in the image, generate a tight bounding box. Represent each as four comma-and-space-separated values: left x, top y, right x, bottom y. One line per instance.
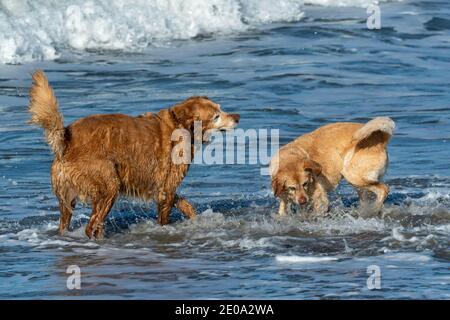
170, 96, 240, 138
271, 156, 322, 206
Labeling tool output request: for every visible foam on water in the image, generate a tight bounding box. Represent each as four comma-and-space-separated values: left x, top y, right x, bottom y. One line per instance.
1, 194, 449, 258
0, 190, 449, 298
0, 0, 306, 64
305, 0, 391, 7
0, 0, 399, 64
275, 255, 339, 263
382, 252, 432, 262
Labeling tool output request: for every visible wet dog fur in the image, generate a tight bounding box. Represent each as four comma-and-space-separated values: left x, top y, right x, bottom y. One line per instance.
270, 118, 395, 217
28, 70, 239, 239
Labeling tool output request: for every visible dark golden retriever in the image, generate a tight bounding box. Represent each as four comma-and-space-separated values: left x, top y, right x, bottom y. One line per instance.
28, 70, 239, 239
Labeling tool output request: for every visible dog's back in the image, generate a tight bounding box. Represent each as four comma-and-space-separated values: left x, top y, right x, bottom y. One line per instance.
64, 113, 162, 162
62, 113, 171, 199
286, 119, 394, 184
271, 118, 395, 216
286, 122, 364, 186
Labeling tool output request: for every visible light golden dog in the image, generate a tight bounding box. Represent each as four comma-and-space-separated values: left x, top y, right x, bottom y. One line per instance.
28, 70, 239, 239
270, 118, 395, 217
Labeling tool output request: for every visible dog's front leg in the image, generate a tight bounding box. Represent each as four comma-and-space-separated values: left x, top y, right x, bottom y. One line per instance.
157, 190, 175, 225
174, 194, 196, 220
278, 198, 288, 216
311, 183, 329, 216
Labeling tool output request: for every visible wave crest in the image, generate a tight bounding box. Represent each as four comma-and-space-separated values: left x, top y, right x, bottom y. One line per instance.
0, 0, 306, 64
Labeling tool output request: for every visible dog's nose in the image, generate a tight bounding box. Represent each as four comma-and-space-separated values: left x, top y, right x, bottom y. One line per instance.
231, 114, 240, 123
298, 196, 307, 205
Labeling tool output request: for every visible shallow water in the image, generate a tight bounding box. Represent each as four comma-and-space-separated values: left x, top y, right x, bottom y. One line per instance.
0, 0, 449, 299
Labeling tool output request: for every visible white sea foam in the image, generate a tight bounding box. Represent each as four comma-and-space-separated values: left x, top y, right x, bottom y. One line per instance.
0, 0, 399, 64
305, 0, 392, 7
0, 221, 100, 248
390, 227, 419, 243
221, 237, 276, 249
0, 0, 305, 64
276, 255, 338, 263
382, 252, 432, 263
1, 187, 448, 255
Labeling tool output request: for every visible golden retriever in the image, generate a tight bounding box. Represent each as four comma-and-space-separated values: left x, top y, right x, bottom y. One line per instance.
270, 118, 395, 217
28, 70, 239, 239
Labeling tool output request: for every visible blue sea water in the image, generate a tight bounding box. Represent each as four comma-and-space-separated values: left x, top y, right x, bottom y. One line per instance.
0, 0, 449, 299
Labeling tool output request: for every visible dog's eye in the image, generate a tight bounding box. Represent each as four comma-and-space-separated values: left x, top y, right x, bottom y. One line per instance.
288, 186, 296, 191
213, 114, 220, 121
302, 182, 308, 188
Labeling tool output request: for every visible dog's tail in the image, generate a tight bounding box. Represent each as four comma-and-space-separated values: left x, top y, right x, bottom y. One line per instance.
28, 70, 65, 159
353, 117, 395, 148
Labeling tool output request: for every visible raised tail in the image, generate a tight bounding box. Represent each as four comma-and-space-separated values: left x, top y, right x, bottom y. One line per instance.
353, 117, 395, 148
28, 70, 65, 159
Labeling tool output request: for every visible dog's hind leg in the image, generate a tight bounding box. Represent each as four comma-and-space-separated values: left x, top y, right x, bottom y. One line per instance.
55, 187, 77, 235
363, 183, 389, 214
58, 201, 73, 235
86, 193, 117, 239
174, 194, 196, 220
78, 160, 120, 239
52, 162, 77, 235
357, 188, 370, 204
343, 145, 389, 217
351, 182, 389, 217
58, 197, 76, 235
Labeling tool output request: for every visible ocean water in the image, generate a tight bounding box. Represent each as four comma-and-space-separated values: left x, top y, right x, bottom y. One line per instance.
0, 0, 449, 299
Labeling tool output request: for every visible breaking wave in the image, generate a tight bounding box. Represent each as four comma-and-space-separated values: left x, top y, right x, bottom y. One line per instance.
0, 0, 395, 64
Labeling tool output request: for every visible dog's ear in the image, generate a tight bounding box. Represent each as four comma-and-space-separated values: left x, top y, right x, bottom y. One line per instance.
170, 100, 196, 129
304, 159, 322, 176
271, 175, 285, 197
